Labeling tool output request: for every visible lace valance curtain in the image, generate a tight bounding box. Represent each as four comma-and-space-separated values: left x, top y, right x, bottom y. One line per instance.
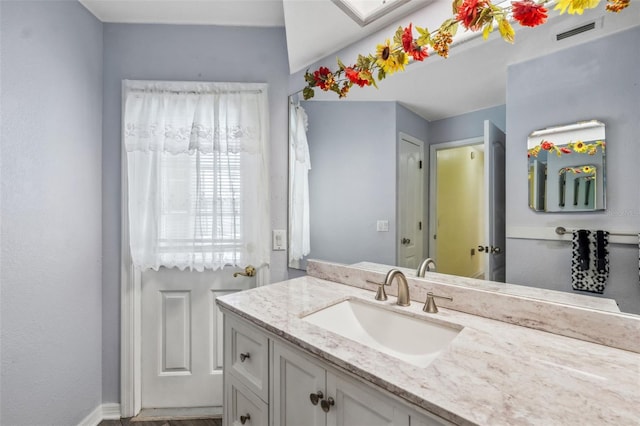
288, 101, 311, 264
123, 80, 270, 273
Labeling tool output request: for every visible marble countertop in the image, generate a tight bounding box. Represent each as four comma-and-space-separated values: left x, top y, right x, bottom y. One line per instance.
217, 276, 640, 425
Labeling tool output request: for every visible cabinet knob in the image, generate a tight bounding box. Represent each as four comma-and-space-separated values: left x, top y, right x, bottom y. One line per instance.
320, 396, 335, 413
240, 413, 251, 424
239, 352, 250, 362
309, 390, 324, 405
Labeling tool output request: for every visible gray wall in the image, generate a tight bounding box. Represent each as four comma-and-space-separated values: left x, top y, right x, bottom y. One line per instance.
0, 1, 104, 424
505, 27, 640, 314
302, 101, 398, 265
429, 104, 506, 144
102, 23, 290, 402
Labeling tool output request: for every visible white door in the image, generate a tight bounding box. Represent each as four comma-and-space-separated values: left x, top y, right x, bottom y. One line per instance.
141, 267, 254, 408
397, 134, 424, 268
326, 372, 409, 426
483, 120, 506, 282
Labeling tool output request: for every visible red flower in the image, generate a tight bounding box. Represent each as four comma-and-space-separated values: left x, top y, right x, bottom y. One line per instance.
313, 67, 334, 91
402, 24, 414, 52
512, 0, 548, 27
560, 147, 572, 154
345, 67, 371, 87
540, 140, 554, 151
401, 24, 429, 61
456, 0, 490, 30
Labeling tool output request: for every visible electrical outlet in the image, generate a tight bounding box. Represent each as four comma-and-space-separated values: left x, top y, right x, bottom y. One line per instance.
272, 229, 286, 251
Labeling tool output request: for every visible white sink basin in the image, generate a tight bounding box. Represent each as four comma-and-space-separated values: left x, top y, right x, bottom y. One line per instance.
302, 299, 461, 368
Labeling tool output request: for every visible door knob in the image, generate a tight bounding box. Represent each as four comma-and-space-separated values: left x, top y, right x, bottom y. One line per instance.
491, 246, 502, 254
477, 245, 489, 252
309, 390, 324, 405
240, 414, 251, 424
320, 396, 335, 413
401, 238, 411, 245
239, 352, 250, 362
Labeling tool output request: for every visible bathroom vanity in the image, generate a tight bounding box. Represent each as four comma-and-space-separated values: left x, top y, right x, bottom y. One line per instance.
216, 261, 640, 425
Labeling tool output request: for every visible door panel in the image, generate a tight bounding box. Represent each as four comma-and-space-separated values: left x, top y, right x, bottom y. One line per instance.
398, 135, 424, 268
142, 267, 253, 408
483, 121, 506, 283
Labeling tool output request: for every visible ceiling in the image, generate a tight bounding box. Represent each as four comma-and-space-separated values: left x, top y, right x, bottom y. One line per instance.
79, 0, 640, 121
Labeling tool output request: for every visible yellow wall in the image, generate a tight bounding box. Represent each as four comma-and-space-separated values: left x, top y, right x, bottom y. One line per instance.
436, 145, 484, 277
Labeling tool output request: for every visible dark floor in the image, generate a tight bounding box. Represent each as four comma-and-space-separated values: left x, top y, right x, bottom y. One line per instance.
99, 419, 221, 426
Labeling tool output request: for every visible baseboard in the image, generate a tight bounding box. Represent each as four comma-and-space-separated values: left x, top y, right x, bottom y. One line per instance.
78, 403, 121, 426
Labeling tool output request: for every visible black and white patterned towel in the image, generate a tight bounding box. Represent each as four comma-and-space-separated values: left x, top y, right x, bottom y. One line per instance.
571, 229, 610, 294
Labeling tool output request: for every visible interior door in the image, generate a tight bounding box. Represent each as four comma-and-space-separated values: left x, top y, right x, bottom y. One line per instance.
397, 134, 424, 268
484, 120, 506, 282
141, 267, 254, 408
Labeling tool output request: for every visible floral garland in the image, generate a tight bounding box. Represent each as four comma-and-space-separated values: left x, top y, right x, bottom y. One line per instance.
303, 0, 631, 100
528, 140, 605, 158
560, 165, 597, 176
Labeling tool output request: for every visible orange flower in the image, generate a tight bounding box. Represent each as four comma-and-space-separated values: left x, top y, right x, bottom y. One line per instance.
345, 67, 371, 87
512, 0, 548, 27
560, 147, 572, 154
606, 0, 630, 12
432, 30, 453, 58
540, 140, 554, 150
456, 0, 491, 30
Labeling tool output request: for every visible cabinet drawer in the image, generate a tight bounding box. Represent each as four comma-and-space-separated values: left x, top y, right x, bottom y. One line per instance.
227, 373, 269, 426
225, 315, 269, 401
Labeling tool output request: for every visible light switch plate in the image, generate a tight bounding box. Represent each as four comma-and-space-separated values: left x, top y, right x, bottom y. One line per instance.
376, 220, 389, 232
272, 229, 286, 251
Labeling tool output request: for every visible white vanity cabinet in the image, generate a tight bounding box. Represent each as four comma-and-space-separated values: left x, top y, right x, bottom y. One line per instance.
272, 340, 411, 426
223, 312, 449, 426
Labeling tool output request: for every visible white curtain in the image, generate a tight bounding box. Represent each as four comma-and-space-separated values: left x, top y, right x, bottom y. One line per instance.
288, 101, 311, 264
123, 80, 270, 274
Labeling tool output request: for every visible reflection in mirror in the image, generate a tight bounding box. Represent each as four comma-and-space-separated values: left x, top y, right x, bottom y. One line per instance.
527, 120, 606, 212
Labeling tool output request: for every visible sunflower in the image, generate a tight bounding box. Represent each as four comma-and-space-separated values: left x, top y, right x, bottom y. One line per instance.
376, 40, 408, 75
582, 166, 595, 174
554, 0, 600, 15
572, 141, 588, 153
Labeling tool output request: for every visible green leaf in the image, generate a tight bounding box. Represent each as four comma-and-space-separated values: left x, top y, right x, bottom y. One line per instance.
377, 68, 386, 81
393, 26, 404, 46
337, 58, 346, 71
450, 21, 459, 36
302, 87, 315, 100
304, 71, 316, 85
452, 0, 463, 14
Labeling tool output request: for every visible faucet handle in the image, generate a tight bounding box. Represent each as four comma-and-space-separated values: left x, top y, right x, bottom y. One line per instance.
423, 292, 453, 313
366, 280, 388, 301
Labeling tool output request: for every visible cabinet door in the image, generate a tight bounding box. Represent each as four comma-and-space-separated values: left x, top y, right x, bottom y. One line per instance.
226, 373, 269, 426
271, 341, 326, 426
326, 372, 409, 426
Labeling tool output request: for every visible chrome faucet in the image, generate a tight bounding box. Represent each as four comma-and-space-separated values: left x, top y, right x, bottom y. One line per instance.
416, 258, 436, 277
373, 269, 411, 306
423, 292, 453, 313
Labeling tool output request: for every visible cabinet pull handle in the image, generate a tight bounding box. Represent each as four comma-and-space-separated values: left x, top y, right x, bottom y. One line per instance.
239, 352, 250, 362
320, 396, 335, 413
240, 413, 251, 424
309, 390, 324, 405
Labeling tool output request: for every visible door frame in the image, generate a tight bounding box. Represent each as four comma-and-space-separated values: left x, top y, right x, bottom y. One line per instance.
428, 136, 484, 265
396, 132, 426, 266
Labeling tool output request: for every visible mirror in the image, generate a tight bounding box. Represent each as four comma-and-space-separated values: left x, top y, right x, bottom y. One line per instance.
527, 120, 606, 212
287, 21, 640, 317
288, 98, 413, 271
